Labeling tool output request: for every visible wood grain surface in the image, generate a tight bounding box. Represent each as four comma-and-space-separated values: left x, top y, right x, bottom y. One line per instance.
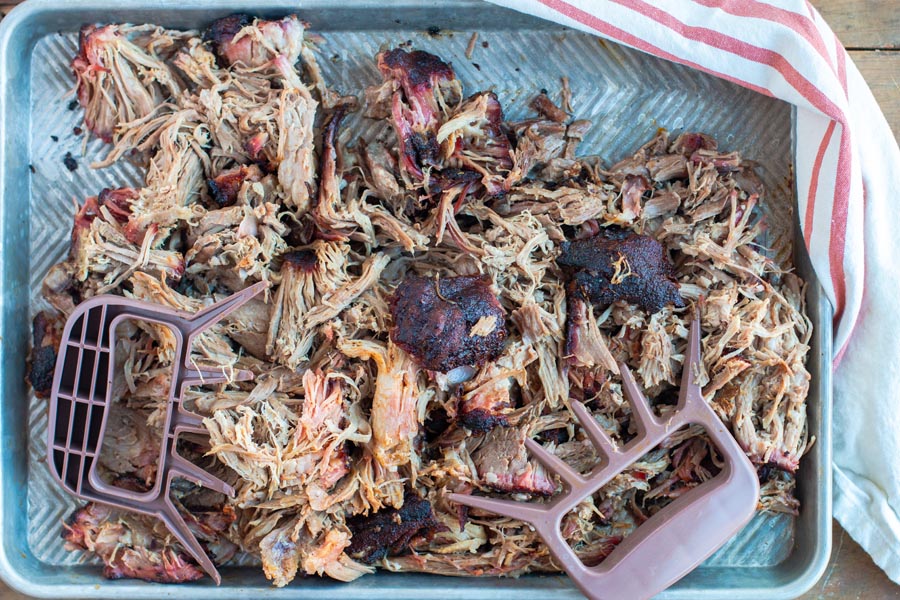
849, 50, 900, 138
814, 0, 900, 49
0, 1, 898, 598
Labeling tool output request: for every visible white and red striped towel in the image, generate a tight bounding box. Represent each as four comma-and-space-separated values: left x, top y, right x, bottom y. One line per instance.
487, 0, 900, 585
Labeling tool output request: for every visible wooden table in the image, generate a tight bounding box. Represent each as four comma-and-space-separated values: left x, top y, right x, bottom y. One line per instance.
0, 1, 898, 598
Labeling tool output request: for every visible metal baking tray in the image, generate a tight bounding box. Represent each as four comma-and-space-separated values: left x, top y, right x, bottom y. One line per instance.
0, 0, 832, 597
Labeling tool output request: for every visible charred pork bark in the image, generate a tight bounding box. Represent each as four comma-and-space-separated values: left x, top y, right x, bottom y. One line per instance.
558, 227, 685, 314
204, 13, 252, 56
208, 164, 262, 207
205, 14, 306, 68
390, 274, 507, 373
27, 311, 63, 398
376, 48, 460, 180
458, 403, 510, 433
346, 492, 442, 563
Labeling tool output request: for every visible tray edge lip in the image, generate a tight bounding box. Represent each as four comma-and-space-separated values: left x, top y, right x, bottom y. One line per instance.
0, 0, 39, 597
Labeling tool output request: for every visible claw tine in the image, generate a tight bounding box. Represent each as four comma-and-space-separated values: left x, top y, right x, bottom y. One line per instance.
179, 432, 212, 448
618, 362, 657, 433
173, 409, 205, 431
181, 368, 230, 389
159, 500, 221, 585
678, 316, 704, 408
448, 492, 547, 523
170, 453, 235, 497
172, 411, 211, 447
175, 424, 209, 438
570, 401, 617, 457
185, 281, 268, 335
232, 368, 255, 382
182, 367, 253, 389
524, 438, 582, 487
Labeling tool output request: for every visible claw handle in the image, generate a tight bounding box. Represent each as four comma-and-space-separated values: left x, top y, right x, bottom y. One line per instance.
448, 317, 760, 600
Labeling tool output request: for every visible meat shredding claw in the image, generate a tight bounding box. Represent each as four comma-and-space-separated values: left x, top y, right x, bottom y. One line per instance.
46, 281, 268, 585
450, 317, 759, 600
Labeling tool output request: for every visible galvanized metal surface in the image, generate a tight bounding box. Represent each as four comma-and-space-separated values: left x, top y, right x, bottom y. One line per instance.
0, 0, 832, 598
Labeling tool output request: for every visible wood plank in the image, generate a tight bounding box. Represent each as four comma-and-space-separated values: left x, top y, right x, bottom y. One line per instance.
812, 0, 900, 49
850, 50, 900, 141
799, 522, 900, 598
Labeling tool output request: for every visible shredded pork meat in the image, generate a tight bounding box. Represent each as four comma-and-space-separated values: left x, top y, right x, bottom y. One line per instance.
37, 16, 812, 588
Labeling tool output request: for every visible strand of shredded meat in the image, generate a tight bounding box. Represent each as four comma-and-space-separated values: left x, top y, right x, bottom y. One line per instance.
37, 15, 812, 588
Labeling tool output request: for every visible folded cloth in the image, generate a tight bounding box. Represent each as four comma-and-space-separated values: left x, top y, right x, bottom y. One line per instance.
487, 0, 900, 585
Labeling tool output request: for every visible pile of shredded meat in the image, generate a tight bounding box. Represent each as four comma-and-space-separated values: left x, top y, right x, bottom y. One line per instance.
32, 14, 812, 587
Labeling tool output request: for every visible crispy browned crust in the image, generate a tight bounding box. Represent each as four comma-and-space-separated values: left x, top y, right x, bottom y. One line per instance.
530, 92, 568, 123
558, 227, 685, 314
203, 13, 252, 55
281, 249, 318, 273
27, 311, 62, 398
208, 165, 261, 207
457, 407, 509, 433
346, 493, 443, 563
376, 48, 457, 180
378, 48, 455, 93
389, 274, 507, 373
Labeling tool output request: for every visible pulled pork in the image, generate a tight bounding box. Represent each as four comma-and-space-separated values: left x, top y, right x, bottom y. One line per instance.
72, 24, 189, 142
37, 20, 811, 588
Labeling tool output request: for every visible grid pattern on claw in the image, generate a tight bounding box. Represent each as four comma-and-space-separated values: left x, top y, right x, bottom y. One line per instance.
45, 285, 266, 581
50, 305, 111, 497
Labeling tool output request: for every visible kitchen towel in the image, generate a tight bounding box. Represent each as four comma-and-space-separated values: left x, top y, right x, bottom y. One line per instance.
486, 0, 900, 586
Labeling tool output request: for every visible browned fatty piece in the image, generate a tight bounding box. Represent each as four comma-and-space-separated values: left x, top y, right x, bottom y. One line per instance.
377, 48, 457, 107
458, 391, 511, 433
207, 164, 263, 207
375, 47, 459, 179
557, 227, 685, 314
73, 187, 137, 241
27, 311, 63, 398
530, 92, 568, 123
473, 426, 557, 496
389, 274, 507, 373
346, 493, 443, 563
204, 13, 252, 56
204, 14, 306, 68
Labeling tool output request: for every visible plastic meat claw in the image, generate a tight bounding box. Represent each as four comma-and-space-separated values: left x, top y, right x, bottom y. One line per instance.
450, 317, 760, 600
46, 281, 268, 585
